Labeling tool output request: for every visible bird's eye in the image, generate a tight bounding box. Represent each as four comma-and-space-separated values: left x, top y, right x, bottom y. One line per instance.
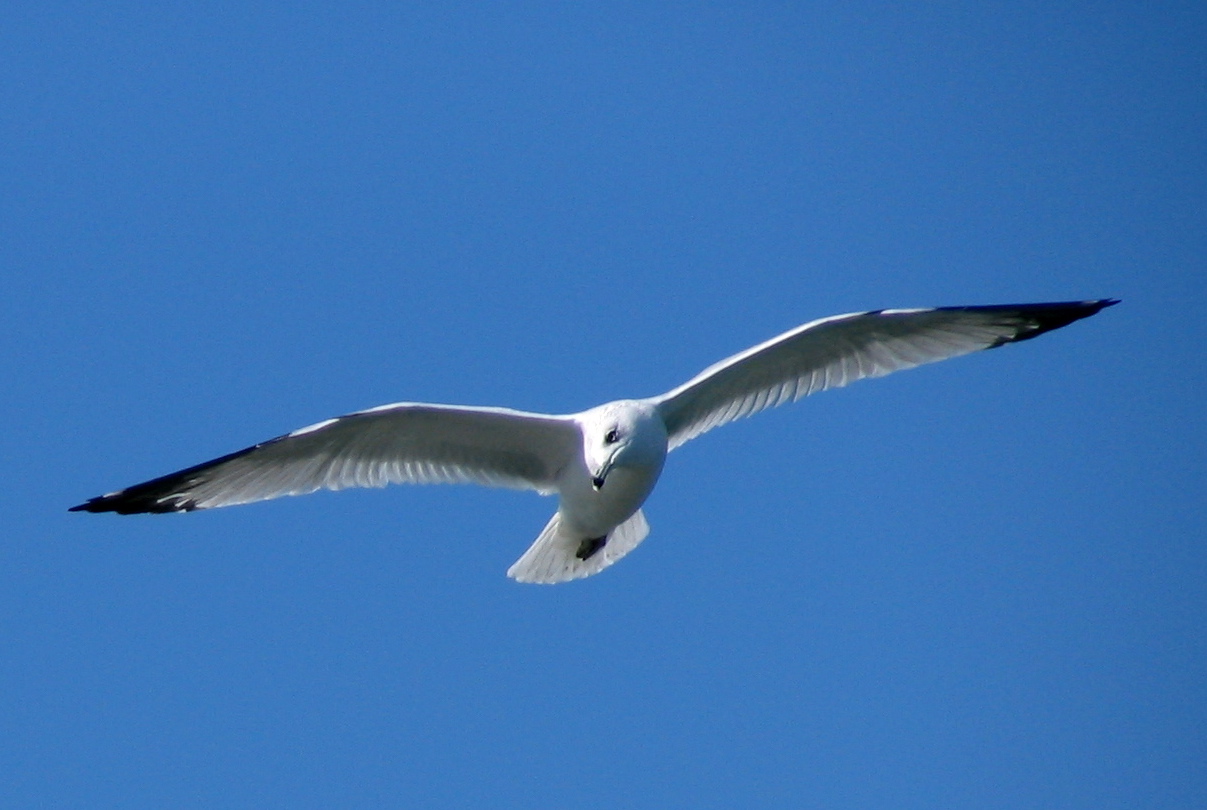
604, 429, 619, 444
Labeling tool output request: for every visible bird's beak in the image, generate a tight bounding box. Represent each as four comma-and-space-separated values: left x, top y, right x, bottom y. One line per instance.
591, 456, 616, 491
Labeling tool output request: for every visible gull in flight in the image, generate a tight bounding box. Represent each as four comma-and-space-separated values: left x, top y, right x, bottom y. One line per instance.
72, 300, 1116, 583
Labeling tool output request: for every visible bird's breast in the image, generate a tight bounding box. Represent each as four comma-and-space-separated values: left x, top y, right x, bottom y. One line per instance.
558, 460, 662, 538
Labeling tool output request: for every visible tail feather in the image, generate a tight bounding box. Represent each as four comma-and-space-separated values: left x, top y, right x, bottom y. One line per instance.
507, 510, 650, 584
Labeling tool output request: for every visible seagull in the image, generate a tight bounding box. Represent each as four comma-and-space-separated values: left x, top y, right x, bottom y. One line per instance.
72, 299, 1117, 583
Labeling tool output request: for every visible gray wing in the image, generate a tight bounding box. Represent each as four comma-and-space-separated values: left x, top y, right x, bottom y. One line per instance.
654, 300, 1117, 449
71, 403, 581, 514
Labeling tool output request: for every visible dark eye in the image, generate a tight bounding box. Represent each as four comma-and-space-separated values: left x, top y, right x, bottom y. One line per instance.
604, 428, 619, 444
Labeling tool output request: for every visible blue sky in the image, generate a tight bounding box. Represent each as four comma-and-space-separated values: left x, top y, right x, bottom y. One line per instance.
3, 2, 1204, 807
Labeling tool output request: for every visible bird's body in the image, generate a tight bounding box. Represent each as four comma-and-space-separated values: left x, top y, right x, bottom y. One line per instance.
564, 400, 666, 538
73, 300, 1117, 583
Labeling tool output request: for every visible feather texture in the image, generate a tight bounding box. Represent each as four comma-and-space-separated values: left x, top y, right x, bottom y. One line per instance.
655, 300, 1117, 449
70, 404, 580, 513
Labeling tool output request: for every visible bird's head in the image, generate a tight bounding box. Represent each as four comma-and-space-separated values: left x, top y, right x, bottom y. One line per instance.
580, 400, 667, 490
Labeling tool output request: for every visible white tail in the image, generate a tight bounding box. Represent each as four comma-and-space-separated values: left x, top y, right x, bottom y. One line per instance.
507, 510, 650, 584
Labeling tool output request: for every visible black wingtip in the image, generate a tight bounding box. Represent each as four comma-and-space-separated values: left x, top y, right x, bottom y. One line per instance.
68, 435, 275, 516
1010, 298, 1119, 343
68, 491, 197, 514
962, 298, 1119, 349
68, 496, 117, 513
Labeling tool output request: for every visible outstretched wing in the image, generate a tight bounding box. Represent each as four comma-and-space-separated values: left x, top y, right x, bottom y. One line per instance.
71, 403, 581, 514
654, 300, 1117, 449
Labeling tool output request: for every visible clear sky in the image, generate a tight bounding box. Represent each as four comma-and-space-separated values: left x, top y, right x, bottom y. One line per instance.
3, 2, 1204, 807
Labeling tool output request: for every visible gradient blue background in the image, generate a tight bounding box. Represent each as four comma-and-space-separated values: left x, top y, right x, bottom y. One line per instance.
3, 3, 1203, 807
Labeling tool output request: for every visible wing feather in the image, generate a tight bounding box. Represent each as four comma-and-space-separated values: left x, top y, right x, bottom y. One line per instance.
655, 300, 1117, 449
71, 403, 580, 514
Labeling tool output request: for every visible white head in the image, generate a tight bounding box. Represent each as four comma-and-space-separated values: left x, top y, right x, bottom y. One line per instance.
580, 400, 668, 490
